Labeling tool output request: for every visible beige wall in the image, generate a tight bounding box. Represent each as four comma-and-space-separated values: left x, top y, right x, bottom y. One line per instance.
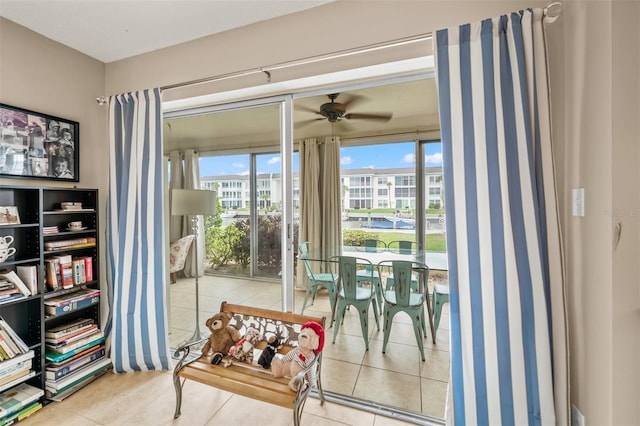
0, 16, 110, 323
2, 1, 639, 424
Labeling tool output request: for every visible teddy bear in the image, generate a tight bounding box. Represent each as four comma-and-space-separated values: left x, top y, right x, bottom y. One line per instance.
271, 321, 325, 391
257, 334, 281, 369
223, 327, 261, 367
201, 311, 241, 364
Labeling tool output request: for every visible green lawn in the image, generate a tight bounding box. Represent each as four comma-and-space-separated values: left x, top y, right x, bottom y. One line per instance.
343, 230, 447, 252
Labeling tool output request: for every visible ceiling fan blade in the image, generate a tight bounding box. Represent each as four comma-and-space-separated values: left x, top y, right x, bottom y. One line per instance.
340, 94, 368, 110
296, 105, 322, 114
344, 112, 393, 122
295, 118, 325, 127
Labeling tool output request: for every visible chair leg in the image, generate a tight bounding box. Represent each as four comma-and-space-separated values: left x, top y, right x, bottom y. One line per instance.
414, 314, 426, 362
357, 304, 370, 351
332, 303, 347, 342
371, 300, 380, 331
374, 278, 383, 314
433, 292, 449, 333
382, 306, 393, 354
301, 286, 313, 314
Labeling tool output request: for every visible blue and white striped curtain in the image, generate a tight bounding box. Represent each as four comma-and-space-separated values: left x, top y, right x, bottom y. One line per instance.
435, 9, 568, 425
106, 88, 171, 372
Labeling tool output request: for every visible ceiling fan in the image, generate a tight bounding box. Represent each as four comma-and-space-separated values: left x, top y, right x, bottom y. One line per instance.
302, 93, 393, 124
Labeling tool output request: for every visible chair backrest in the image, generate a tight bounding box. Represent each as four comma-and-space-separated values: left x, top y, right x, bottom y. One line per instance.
389, 260, 415, 305
335, 256, 372, 299
169, 234, 196, 272
363, 239, 386, 252
298, 242, 316, 280
388, 240, 420, 254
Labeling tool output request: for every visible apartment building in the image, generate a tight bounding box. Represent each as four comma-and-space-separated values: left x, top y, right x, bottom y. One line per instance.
201, 166, 444, 211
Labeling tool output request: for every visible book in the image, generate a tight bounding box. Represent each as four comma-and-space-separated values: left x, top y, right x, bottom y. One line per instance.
46, 242, 96, 251
0, 364, 30, 388
0, 272, 30, 297
0, 352, 34, 374
72, 259, 85, 285
15, 266, 37, 295
52, 255, 73, 289
45, 324, 98, 345
45, 330, 103, 355
0, 333, 19, 359
45, 345, 105, 381
44, 288, 100, 307
45, 335, 105, 362
47, 343, 101, 367
0, 294, 25, 305
0, 320, 28, 354
46, 369, 104, 401
0, 371, 35, 395
45, 318, 94, 339
45, 327, 100, 351
0, 288, 20, 297
44, 294, 100, 316
18, 401, 42, 421
0, 360, 31, 380
45, 258, 61, 290
44, 237, 96, 250
45, 357, 110, 395
82, 256, 93, 282
0, 382, 43, 418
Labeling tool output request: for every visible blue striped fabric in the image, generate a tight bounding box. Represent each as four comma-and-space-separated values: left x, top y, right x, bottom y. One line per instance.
435, 10, 558, 425
106, 88, 171, 372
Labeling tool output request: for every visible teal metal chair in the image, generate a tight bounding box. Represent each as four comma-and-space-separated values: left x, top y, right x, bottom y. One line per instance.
298, 242, 338, 318
378, 260, 428, 361
385, 240, 420, 290
332, 255, 380, 350
432, 284, 450, 336
355, 239, 385, 312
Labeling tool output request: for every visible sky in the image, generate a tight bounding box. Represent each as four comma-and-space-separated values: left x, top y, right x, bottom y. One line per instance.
199, 141, 442, 177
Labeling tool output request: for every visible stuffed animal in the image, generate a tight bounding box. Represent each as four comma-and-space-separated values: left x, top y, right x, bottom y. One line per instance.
257, 334, 281, 369
201, 311, 241, 364
223, 327, 261, 367
271, 321, 325, 391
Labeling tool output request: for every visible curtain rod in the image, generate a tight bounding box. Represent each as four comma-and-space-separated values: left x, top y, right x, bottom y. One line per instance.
159, 32, 433, 92
96, 2, 561, 104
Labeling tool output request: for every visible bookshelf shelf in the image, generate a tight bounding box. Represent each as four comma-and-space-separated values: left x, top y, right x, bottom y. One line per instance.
0, 185, 104, 416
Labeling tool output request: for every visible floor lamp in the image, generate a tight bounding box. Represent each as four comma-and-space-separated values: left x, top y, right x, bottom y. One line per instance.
171, 188, 217, 344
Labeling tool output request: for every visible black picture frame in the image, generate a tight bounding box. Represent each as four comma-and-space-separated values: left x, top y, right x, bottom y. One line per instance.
0, 103, 79, 182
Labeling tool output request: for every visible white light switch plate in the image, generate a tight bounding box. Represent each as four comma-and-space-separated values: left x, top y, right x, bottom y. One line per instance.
572, 188, 585, 217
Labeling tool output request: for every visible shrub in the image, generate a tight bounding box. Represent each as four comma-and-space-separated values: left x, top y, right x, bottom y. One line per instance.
343, 229, 379, 246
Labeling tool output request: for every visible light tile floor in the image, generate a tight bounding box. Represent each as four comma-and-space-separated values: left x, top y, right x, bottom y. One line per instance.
169, 275, 450, 420
22, 275, 450, 426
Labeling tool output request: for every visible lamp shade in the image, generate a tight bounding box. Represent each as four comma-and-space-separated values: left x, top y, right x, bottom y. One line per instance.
171, 189, 217, 216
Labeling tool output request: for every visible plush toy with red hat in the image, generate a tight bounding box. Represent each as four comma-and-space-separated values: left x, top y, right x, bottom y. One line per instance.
271, 321, 325, 391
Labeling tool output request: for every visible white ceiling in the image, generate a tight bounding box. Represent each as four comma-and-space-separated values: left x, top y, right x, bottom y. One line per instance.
0, 0, 335, 63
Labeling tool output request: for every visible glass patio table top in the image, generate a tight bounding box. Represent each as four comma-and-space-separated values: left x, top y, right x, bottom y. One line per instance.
299, 245, 448, 271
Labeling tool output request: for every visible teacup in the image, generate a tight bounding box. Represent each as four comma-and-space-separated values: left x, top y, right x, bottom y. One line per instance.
0, 247, 16, 263
68, 221, 83, 230
0, 235, 13, 250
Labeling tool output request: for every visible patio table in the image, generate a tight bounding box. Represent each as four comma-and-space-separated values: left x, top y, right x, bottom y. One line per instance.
300, 246, 447, 343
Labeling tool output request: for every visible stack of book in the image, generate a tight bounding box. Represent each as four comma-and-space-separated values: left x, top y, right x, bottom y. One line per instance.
0, 319, 34, 392
43, 288, 100, 316
44, 318, 110, 399
42, 226, 59, 235
0, 271, 31, 304
44, 237, 96, 252
0, 382, 43, 424
60, 202, 82, 211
